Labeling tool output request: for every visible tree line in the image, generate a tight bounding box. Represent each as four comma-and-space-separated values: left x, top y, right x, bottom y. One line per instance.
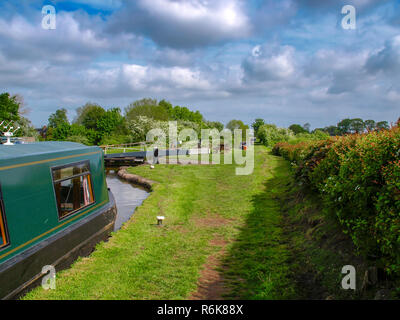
251, 117, 392, 138
42, 98, 225, 145
250, 117, 395, 148
294, 118, 390, 136
0, 91, 395, 146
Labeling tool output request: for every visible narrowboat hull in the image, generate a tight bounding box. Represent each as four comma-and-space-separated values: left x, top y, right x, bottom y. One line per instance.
0, 190, 117, 300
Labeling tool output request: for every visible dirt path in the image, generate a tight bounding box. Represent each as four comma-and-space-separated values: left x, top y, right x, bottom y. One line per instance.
189, 238, 229, 300
189, 149, 276, 300
188, 213, 233, 300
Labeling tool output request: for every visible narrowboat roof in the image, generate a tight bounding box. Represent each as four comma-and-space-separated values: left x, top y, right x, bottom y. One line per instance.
0, 141, 99, 161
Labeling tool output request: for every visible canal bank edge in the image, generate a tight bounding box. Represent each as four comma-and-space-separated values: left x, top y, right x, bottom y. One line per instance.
117, 167, 156, 191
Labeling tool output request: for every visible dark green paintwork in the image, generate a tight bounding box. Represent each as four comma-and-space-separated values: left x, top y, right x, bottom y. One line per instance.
0, 142, 110, 264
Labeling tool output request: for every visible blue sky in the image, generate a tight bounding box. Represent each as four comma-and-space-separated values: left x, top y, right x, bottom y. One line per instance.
0, 0, 399, 128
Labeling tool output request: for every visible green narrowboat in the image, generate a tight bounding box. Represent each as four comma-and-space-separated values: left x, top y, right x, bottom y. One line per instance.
0, 141, 117, 299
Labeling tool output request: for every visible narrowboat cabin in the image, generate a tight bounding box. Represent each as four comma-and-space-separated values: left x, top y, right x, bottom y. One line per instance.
0, 141, 117, 299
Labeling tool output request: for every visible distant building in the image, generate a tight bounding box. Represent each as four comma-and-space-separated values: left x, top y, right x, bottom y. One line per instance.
36, 126, 48, 139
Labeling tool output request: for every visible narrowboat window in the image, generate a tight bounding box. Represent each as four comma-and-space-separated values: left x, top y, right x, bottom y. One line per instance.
52, 161, 95, 219
0, 200, 9, 249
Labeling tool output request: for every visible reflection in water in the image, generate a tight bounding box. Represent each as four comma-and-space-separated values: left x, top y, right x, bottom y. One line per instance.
106, 170, 149, 231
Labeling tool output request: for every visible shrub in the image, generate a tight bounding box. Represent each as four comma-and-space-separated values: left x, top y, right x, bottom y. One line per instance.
65, 135, 90, 145
287, 130, 330, 145
274, 126, 400, 273
100, 134, 133, 146
258, 124, 294, 147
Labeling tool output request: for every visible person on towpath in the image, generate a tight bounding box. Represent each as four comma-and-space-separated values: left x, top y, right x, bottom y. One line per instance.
153, 147, 159, 164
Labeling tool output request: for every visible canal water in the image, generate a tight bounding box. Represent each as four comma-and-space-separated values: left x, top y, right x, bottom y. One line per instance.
106, 170, 149, 231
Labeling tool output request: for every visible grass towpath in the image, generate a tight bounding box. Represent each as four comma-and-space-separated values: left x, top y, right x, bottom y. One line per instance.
24, 146, 296, 300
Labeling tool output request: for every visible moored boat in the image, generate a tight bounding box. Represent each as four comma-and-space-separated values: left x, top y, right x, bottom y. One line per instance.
0, 141, 117, 299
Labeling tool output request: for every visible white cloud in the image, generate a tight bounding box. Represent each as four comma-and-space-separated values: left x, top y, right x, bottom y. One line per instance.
386, 88, 400, 101
0, 0, 398, 128
107, 0, 251, 48
0, 12, 110, 65
122, 64, 211, 91
138, 0, 247, 32
242, 45, 296, 82
365, 35, 400, 74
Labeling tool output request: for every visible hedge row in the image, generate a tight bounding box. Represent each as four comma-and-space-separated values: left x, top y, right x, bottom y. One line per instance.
273, 124, 400, 273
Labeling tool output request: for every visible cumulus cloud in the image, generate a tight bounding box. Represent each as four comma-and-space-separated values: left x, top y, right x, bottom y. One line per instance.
96, 63, 212, 93
107, 0, 251, 48
151, 48, 198, 67
304, 49, 371, 95
0, 11, 125, 65
365, 35, 400, 74
242, 45, 296, 82
0, 0, 398, 128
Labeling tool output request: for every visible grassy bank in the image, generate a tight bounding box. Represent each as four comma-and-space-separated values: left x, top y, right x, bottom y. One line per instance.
25, 144, 377, 300
24, 146, 297, 300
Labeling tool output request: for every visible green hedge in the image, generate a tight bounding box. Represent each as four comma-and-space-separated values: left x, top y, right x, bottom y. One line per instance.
273, 125, 400, 273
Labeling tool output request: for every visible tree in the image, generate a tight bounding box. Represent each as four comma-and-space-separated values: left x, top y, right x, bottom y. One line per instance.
65, 135, 89, 145
47, 108, 73, 141
0, 92, 21, 122
376, 121, 389, 131
169, 105, 204, 123
17, 117, 39, 139
48, 108, 69, 128
130, 98, 158, 108
257, 124, 293, 146
364, 120, 376, 131
125, 98, 169, 121
97, 108, 124, 136
226, 120, 245, 131
226, 120, 249, 141
81, 105, 106, 130
51, 122, 72, 141
303, 123, 311, 133
73, 103, 129, 144
0, 92, 39, 139
289, 124, 307, 135
350, 118, 365, 133
74, 102, 104, 126
337, 118, 352, 135
206, 121, 224, 132
69, 123, 87, 136
323, 125, 340, 136
158, 99, 173, 115
251, 118, 265, 136
127, 116, 169, 142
